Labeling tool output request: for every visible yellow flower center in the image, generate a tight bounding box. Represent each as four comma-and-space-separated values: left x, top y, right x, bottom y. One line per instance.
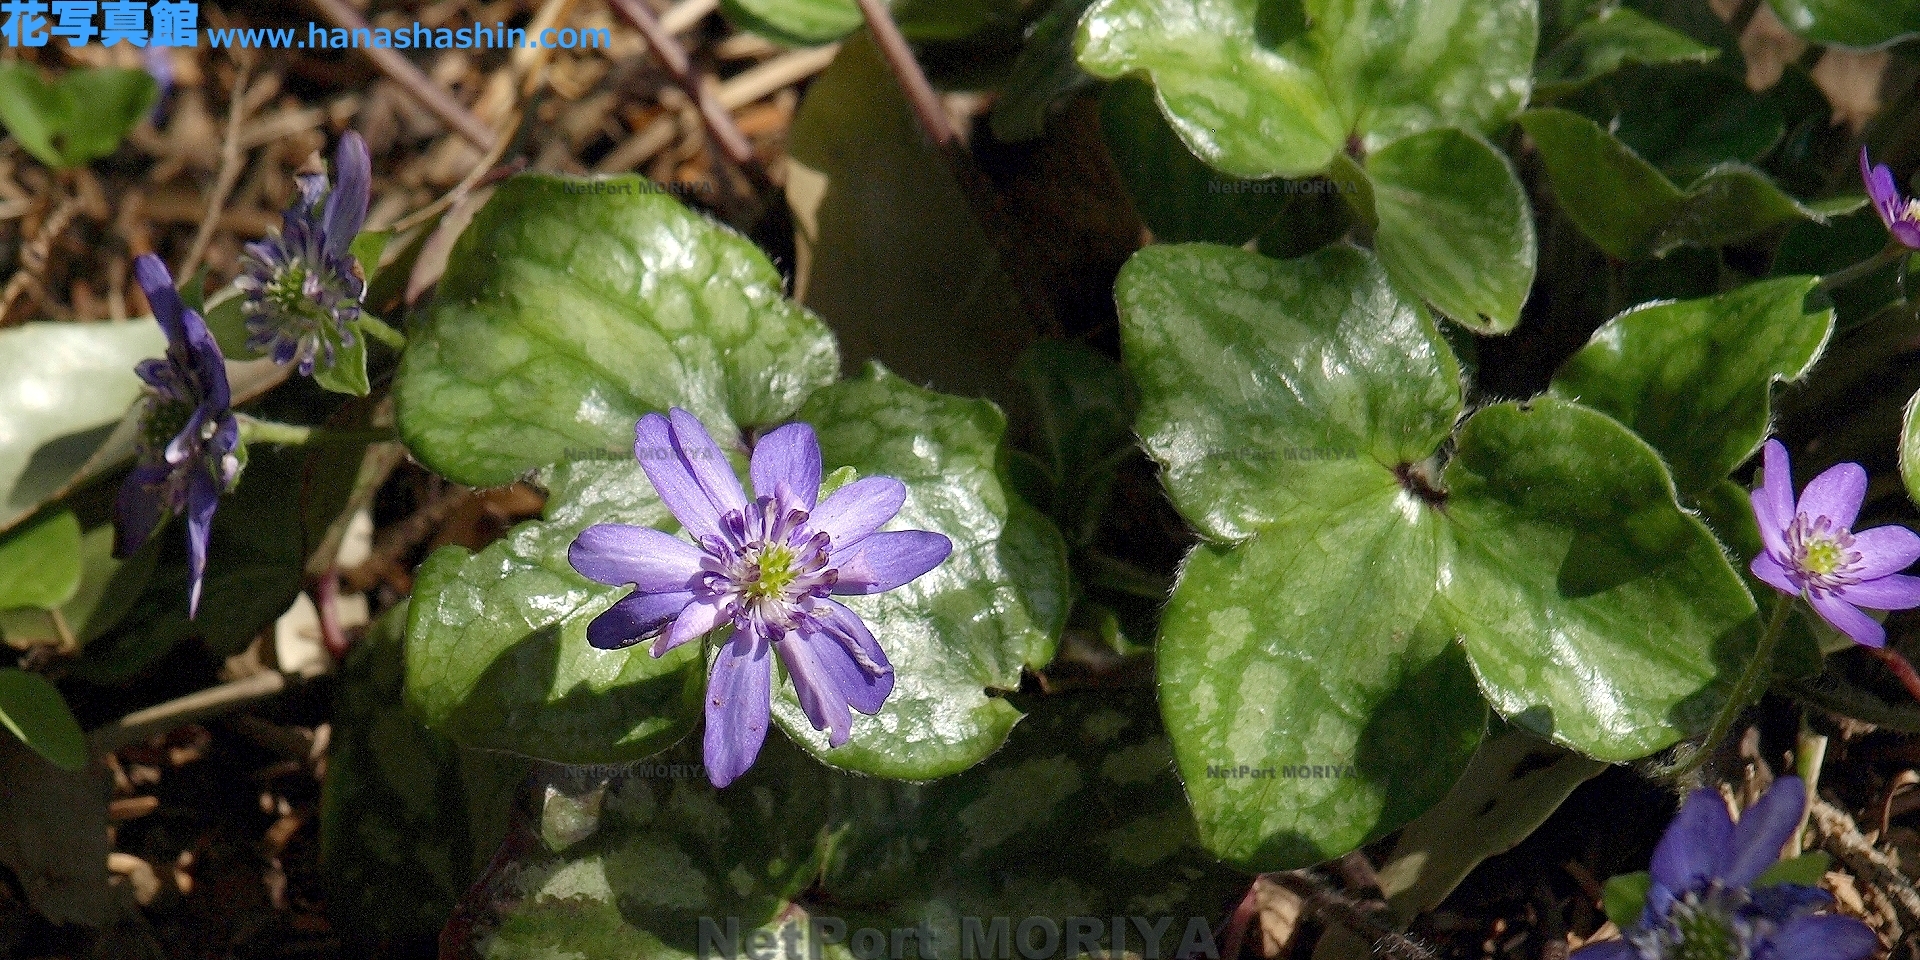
1801, 537, 1845, 577
744, 543, 798, 601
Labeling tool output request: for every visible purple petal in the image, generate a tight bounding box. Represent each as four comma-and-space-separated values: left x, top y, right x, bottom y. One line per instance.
1809, 591, 1885, 648
1752, 441, 1794, 558
831, 531, 952, 595
181, 308, 231, 411
750, 423, 823, 508
1835, 573, 1920, 611
1650, 788, 1735, 896
323, 132, 371, 261
133, 254, 188, 344
1751, 552, 1799, 596
1798, 461, 1867, 529
568, 524, 705, 592
1893, 220, 1920, 250
814, 600, 894, 714
661, 597, 728, 654
704, 629, 772, 788
184, 466, 220, 619
668, 408, 746, 515
586, 590, 693, 650
1848, 525, 1920, 580
633, 414, 728, 543
113, 464, 172, 559
1766, 915, 1882, 960
1569, 941, 1635, 960
776, 628, 854, 747
1722, 776, 1806, 888
1865, 147, 1904, 229
812, 477, 907, 549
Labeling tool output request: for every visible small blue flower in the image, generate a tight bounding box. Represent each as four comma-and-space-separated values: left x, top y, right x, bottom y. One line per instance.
1575, 777, 1880, 960
115, 254, 243, 618
235, 131, 371, 376
568, 409, 953, 788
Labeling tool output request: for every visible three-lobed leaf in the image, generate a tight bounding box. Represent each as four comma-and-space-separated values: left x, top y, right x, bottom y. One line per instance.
0, 509, 82, 612
1766, 0, 1920, 48
0, 64, 157, 169
0, 668, 86, 772
1534, 6, 1718, 96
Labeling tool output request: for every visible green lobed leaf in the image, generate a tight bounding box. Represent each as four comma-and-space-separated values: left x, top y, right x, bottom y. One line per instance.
1013, 341, 1137, 548
1548, 276, 1833, 495
1766, 0, 1920, 48
0, 64, 157, 169
1362, 127, 1536, 333
1565, 66, 1784, 184
1119, 243, 1756, 865
0, 668, 86, 772
1097, 77, 1288, 245
1602, 871, 1653, 929
0, 321, 162, 535
395, 172, 839, 488
1518, 108, 1821, 260
1756, 851, 1830, 888
1534, 7, 1718, 96
1075, 0, 1539, 178
771, 366, 1069, 778
0, 509, 82, 612
0, 522, 158, 651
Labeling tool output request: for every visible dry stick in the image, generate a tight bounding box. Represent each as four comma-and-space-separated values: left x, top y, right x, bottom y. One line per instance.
178, 61, 253, 282
89, 670, 291, 757
605, 0, 759, 171
1809, 798, 1920, 936
304, 0, 499, 152
1262, 872, 1443, 960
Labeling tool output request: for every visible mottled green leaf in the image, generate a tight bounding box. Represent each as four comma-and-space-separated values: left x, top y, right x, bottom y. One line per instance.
395, 172, 839, 487
1098, 76, 1288, 245
0, 321, 162, 535
0, 668, 85, 771
1363, 127, 1535, 333
1767, 0, 1920, 48
0, 510, 82, 612
0, 64, 156, 169
1535, 7, 1717, 95
1549, 276, 1833, 494
1076, 0, 1538, 178
772, 366, 1069, 778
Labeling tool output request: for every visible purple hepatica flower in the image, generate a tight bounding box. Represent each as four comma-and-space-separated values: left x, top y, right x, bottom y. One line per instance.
1749, 439, 1920, 648
235, 131, 371, 375
1864, 147, 1920, 250
1575, 777, 1879, 960
116, 254, 242, 618
568, 409, 953, 788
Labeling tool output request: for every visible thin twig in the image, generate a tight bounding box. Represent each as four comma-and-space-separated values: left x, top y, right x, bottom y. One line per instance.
304, 0, 499, 152
178, 62, 252, 282
89, 670, 290, 756
853, 0, 953, 147
718, 44, 841, 110
0, 192, 78, 327
605, 0, 758, 171
1808, 798, 1920, 936
1263, 871, 1443, 960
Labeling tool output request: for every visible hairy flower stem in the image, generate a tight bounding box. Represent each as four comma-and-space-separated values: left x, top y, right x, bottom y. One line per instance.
1680, 595, 1792, 776
237, 415, 395, 447
1818, 241, 1907, 291
356, 314, 407, 350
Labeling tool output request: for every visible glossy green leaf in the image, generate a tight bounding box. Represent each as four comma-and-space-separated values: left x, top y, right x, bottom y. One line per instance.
771, 366, 1069, 778
0, 668, 86, 771
0, 64, 157, 169
0, 523, 158, 650
1519, 108, 1821, 260
787, 36, 1031, 413
0, 510, 82, 612
1567, 66, 1784, 183
1602, 871, 1652, 928
1013, 341, 1136, 547
313, 324, 371, 397
1363, 127, 1536, 333
1119, 244, 1754, 865
395, 172, 839, 487
1440, 398, 1756, 759
1756, 851, 1830, 888
1098, 77, 1288, 245
1075, 0, 1538, 178
989, 0, 1098, 141
405, 458, 705, 764
0, 321, 162, 535
1767, 0, 1920, 48
1534, 7, 1717, 95
1549, 276, 1833, 494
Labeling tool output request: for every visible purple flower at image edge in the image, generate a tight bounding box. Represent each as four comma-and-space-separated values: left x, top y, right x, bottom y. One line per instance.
235, 131, 371, 375
1574, 777, 1879, 960
1749, 439, 1920, 647
567, 409, 953, 788
116, 254, 241, 619
1863, 147, 1920, 250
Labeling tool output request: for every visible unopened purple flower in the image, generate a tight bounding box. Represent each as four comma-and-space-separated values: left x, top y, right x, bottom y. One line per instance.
116, 254, 242, 618
1749, 439, 1920, 647
1575, 777, 1878, 960
1864, 147, 1920, 250
235, 131, 371, 375
568, 409, 952, 788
